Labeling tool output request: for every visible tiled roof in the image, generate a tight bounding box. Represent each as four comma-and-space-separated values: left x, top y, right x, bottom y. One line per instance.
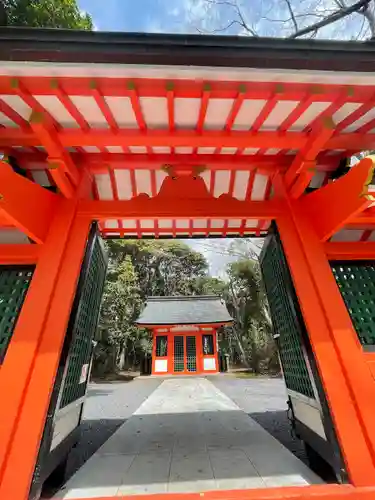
136, 295, 233, 326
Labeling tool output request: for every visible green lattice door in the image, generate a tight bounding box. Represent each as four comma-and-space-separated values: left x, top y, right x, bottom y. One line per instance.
173, 336, 184, 373
260, 231, 315, 398
0, 267, 34, 364
186, 336, 197, 372
331, 262, 375, 350
59, 231, 108, 408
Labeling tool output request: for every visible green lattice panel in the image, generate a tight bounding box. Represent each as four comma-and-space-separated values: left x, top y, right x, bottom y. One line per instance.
60, 237, 107, 408
0, 267, 34, 363
261, 236, 315, 399
331, 262, 375, 347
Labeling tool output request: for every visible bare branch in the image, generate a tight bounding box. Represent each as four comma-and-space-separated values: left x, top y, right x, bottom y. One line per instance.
284, 0, 299, 32
196, 19, 241, 33
360, 2, 375, 38
289, 0, 372, 38
199, 0, 258, 36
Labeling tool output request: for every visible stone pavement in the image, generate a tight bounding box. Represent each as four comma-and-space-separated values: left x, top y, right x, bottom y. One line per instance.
54, 377, 322, 499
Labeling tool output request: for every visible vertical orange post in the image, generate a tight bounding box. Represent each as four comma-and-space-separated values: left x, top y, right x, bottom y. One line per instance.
151, 329, 156, 375
167, 332, 173, 374
273, 174, 375, 486
0, 200, 77, 477
0, 213, 91, 500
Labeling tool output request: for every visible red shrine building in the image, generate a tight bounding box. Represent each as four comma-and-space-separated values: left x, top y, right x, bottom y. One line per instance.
136, 296, 233, 375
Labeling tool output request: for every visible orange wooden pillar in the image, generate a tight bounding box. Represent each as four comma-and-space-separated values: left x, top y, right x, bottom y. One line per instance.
0, 176, 92, 499
273, 174, 375, 486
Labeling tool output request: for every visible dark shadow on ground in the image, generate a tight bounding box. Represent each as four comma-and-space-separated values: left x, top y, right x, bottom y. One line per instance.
250, 411, 307, 464
250, 410, 336, 483
42, 418, 126, 498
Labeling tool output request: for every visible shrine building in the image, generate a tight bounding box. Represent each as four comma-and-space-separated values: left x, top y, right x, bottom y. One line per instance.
136, 295, 233, 375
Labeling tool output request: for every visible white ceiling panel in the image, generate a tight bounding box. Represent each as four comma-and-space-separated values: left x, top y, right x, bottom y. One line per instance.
175, 98, 200, 128
233, 171, 250, 200
214, 170, 231, 197
114, 169, 132, 199
70, 95, 108, 128
331, 229, 364, 241
233, 99, 267, 130
1, 94, 32, 120
289, 102, 330, 131
205, 99, 234, 130
140, 97, 167, 129
35, 95, 78, 128
332, 102, 362, 125
211, 219, 225, 228
104, 96, 137, 128
104, 219, 119, 228
95, 173, 113, 200
251, 173, 269, 200
260, 101, 298, 130
343, 107, 375, 132
135, 169, 152, 196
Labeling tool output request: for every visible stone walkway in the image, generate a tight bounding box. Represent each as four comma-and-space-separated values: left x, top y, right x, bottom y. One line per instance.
54, 378, 322, 499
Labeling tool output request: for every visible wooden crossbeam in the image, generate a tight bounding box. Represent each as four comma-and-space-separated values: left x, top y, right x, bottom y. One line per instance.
0, 160, 57, 243
325, 242, 375, 260
78, 198, 282, 220
0, 244, 40, 265
1, 151, 332, 173
300, 156, 375, 241
284, 117, 335, 189
29, 111, 79, 197
0, 127, 373, 152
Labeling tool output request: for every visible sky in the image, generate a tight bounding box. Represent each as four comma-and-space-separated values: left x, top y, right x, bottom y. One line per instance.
77, 0, 372, 39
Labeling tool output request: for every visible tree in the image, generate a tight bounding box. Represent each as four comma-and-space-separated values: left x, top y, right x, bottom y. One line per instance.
1, 0, 93, 29
191, 0, 375, 40
94, 239, 225, 375
95, 255, 144, 375
225, 256, 276, 373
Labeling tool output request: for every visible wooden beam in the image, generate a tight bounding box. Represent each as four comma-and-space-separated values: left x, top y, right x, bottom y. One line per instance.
0, 245, 40, 265
285, 117, 335, 189
0, 127, 373, 152
78, 198, 281, 220
289, 167, 316, 199
5, 151, 343, 174
325, 242, 375, 260
299, 156, 375, 241
29, 111, 79, 196
350, 207, 375, 225
0, 161, 58, 243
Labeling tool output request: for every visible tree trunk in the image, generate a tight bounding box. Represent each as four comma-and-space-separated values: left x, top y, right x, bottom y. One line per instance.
232, 327, 251, 368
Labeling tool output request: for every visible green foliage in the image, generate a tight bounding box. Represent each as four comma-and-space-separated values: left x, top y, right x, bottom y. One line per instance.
94, 237, 278, 377
225, 255, 277, 374
94, 240, 221, 375
2, 0, 93, 29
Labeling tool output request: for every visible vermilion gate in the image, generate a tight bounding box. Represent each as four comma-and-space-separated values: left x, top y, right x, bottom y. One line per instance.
1, 28, 375, 500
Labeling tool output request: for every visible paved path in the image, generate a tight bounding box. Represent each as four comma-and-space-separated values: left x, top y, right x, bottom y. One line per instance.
54, 378, 322, 499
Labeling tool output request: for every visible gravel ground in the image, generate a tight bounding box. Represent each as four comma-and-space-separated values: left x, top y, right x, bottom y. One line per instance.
210, 375, 309, 466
